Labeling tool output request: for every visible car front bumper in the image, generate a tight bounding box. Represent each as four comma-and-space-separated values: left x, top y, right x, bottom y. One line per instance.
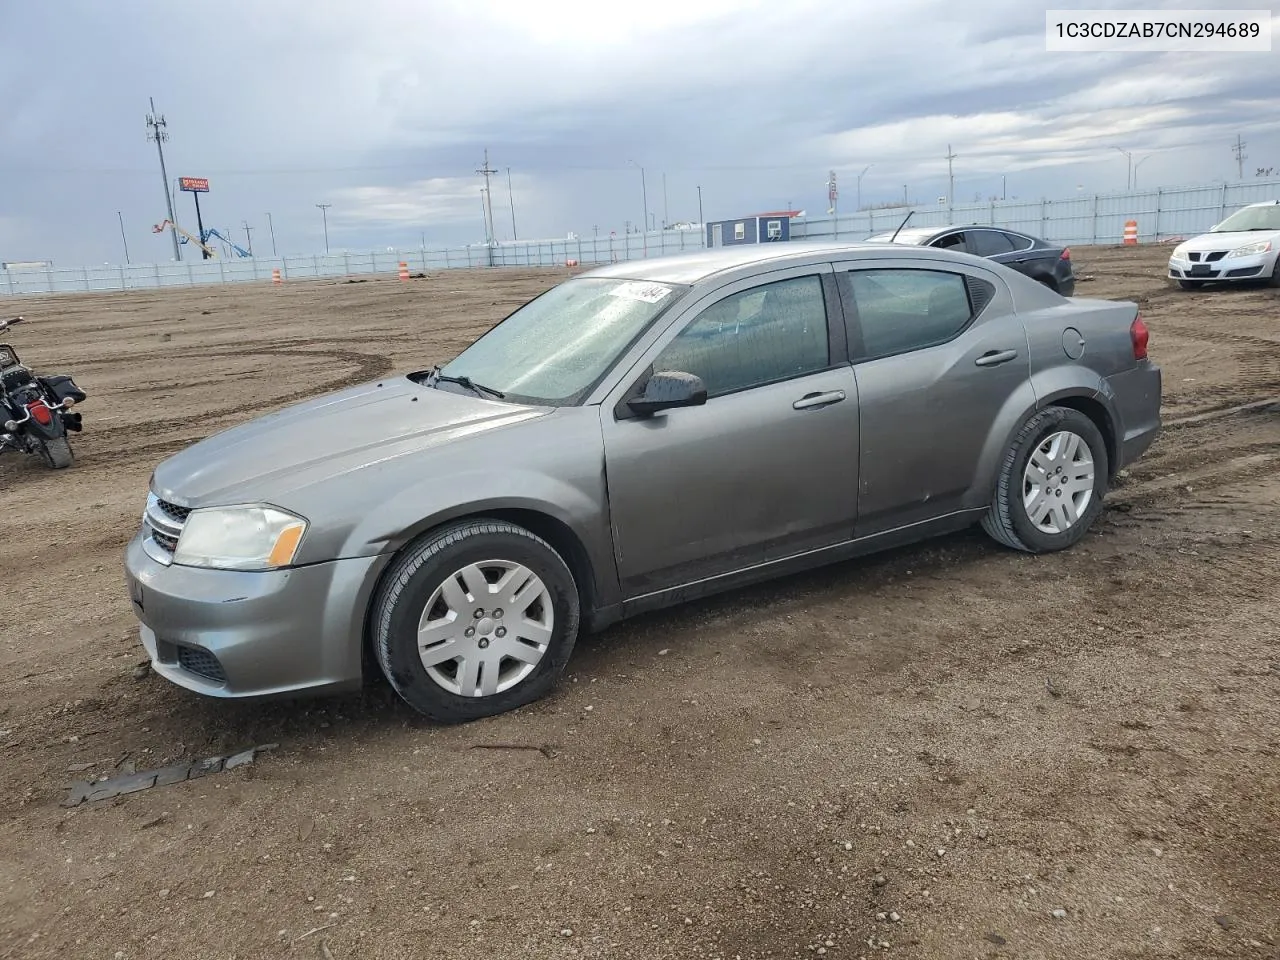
124, 533, 386, 700
1168, 250, 1277, 282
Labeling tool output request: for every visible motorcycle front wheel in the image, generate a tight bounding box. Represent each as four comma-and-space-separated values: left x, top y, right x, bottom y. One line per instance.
38, 436, 73, 469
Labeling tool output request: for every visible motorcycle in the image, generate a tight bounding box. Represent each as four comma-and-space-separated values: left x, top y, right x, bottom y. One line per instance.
0, 316, 87, 469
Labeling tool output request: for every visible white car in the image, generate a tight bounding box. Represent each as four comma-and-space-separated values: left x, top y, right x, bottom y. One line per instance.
1167, 200, 1280, 290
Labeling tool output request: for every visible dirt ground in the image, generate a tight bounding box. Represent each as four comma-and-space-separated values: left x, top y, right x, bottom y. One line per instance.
1, 245, 1278, 960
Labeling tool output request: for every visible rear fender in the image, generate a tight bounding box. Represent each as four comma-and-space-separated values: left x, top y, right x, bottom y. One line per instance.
966, 368, 1120, 508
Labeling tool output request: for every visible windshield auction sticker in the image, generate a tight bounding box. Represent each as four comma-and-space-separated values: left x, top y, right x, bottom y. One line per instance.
608, 281, 673, 304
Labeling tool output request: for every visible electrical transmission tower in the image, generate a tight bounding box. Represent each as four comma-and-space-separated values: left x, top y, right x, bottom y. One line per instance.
1233, 135, 1247, 180
146, 97, 182, 261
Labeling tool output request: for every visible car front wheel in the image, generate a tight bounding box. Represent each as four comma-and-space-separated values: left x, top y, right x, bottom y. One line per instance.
1177, 279, 1205, 290
372, 519, 581, 723
981, 406, 1109, 554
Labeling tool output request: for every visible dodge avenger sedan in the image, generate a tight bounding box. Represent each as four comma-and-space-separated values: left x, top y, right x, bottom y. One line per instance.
125, 241, 1162, 723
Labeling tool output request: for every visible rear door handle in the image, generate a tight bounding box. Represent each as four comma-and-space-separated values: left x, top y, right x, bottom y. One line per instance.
975, 349, 1018, 367
793, 390, 846, 410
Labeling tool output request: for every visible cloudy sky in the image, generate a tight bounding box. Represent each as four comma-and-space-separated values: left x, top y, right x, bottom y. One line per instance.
1, 0, 1276, 264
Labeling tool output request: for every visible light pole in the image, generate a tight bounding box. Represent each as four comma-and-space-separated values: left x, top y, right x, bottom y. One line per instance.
697, 185, 703, 225
1112, 147, 1133, 190
856, 164, 873, 211
316, 203, 331, 252
265, 212, 278, 256
1133, 154, 1153, 188
627, 160, 648, 257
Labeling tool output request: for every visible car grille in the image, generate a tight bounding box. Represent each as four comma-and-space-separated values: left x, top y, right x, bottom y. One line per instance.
176, 645, 227, 684
142, 493, 190, 564
1187, 251, 1227, 263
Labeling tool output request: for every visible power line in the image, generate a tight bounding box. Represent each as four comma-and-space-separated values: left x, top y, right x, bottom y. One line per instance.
145, 97, 181, 262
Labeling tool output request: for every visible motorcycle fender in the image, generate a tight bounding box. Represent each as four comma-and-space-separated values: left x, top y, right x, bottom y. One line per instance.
21, 413, 64, 442
40, 375, 87, 404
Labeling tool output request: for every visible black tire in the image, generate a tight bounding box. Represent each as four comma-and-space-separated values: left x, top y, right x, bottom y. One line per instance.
372, 519, 580, 723
980, 406, 1109, 554
1268, 259, 1280, 288
1177, 279, 1205, 290
1036, 275, 1058, 293
38, 436, 73, 469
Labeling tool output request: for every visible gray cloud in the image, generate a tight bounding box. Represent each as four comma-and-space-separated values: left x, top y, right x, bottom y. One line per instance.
0, 0, 1275, 264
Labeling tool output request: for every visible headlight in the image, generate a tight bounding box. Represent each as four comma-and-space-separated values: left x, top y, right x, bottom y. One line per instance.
1170, 244, 1188, 260
173, 505, 308, 571
1227, 240, 1272, 258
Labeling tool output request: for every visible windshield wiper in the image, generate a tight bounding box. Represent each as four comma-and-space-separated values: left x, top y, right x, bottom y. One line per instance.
426, 365, 505, 400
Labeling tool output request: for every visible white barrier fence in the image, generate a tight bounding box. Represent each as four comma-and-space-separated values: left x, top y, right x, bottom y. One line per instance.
4, 177, 1278, 297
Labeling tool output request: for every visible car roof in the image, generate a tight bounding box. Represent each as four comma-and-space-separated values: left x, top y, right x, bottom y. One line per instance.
579, 241, 991, 285
867, 224, 1037, 243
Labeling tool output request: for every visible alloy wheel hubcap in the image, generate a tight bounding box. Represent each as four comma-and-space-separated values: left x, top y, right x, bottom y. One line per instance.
416, 560, 554, 697
1022, 430, 1095, 534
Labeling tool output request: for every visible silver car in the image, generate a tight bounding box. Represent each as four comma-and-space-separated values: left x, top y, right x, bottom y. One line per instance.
124, 242, 1162, 722
1166, 200, 1280, 289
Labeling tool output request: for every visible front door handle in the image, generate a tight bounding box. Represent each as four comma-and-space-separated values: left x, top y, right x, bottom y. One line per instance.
975, 349, 1018, 367
793, 390, 846, 410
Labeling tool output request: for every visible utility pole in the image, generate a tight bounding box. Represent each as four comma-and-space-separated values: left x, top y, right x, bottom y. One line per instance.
316, 203, 331, 252
944, 144, 957, 209
697, 185, 703, 225
242, 220, 254, 256
117, 211, 131, 264
662, 172, 669, 229
1002, 175, 1007, 201
627, 161, 648, 257
1112, 147, 1133, 190
265, 212, 277, 256
1233, 135, 1247, 180
506, 166, 518, 241
476, 149, 498, 252
1134, 155, 1152, 188
903, 184, 909, 205
146, 97, 181, 261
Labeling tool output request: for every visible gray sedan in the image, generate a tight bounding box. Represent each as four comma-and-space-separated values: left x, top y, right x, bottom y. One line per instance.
124, 242, 1162, 722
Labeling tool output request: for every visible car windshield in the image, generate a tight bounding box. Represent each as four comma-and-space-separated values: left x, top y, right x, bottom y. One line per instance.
1211, 205, 1280, 232
437, 276, 686, 405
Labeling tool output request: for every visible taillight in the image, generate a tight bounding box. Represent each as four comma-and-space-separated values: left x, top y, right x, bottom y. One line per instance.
1131, 315, 1149, 361
26, 401, 52, 426
1060, 247, 1071, 260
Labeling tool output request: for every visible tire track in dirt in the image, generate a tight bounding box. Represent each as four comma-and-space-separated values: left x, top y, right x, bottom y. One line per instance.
85, 345, 394, 446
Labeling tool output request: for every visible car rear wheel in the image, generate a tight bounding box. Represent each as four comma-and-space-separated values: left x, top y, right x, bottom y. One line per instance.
980, 406, 1109, 554
372, 519, 580, 723
1177, 279, 1206, 290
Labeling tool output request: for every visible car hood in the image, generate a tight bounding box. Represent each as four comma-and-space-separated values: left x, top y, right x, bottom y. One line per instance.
151, 376, 549, 507
1176, 230, 1280, 252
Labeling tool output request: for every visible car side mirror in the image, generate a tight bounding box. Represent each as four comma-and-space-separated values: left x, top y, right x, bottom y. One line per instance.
626, 370, 707, 417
